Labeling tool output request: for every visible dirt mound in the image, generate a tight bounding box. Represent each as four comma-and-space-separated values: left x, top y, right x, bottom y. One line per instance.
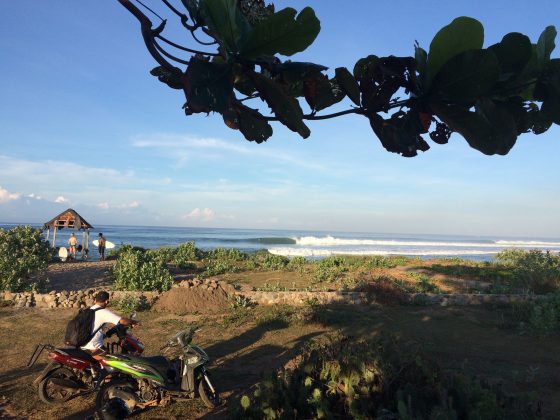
153, 286, 229, 314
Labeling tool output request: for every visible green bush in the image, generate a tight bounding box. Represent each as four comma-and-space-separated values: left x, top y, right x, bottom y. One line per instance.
202, 261, 238, 277
0, 226, 51, 292
287, 256, 308, 273
112, 295, 150, 313
172, 242, 201, 267
505, 294, 560, 336
495, 249, 560, 294
206, 247, 247, 262
229, 334, 539, 419
111, 246, 173, 292
313, 256, 348, 282
259, 253, 289, 271
147, 246, 175, 265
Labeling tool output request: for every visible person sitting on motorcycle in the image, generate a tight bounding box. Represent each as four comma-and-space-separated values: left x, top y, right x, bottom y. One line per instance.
81, 291, 138, 356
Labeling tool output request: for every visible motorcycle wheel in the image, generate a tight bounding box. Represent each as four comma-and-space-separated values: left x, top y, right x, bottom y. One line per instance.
95, 379, 137, 417
38, 367, 77, 404
198, 372, 219, 408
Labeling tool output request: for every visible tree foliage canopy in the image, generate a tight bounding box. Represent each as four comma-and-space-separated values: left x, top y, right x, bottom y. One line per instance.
118, 0, 559, 157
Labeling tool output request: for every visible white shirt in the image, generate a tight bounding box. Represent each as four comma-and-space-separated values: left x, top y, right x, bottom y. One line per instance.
81, 304, 122, 350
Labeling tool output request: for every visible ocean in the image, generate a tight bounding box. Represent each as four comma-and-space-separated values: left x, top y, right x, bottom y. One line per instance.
2, 223, 560, 262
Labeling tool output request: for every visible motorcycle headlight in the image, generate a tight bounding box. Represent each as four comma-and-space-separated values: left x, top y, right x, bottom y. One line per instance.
186, 355, 200, 365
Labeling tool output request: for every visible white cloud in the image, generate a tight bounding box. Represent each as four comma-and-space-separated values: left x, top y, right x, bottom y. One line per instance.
182, 207, 215, 221
0, 186, 21, 204
132, 134, 324, 170
55, 196, 69, 204
97, 201, 140, 210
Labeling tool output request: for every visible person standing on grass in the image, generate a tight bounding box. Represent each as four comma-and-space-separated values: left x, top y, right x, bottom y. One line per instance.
68, 233, 78, 260
98, 233, 106, 261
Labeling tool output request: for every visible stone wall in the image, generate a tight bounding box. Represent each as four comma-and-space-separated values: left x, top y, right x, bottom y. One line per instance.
0, 282, 549, 309
0, 289, 160, 309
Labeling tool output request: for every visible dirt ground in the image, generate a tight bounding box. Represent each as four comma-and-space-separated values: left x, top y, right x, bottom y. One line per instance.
44, 261, 114, 292
1, 303, 560, 419
1, 260, 559, 418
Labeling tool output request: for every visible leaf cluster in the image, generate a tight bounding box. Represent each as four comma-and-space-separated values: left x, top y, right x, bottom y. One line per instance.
0, 226, 51, 292
228, 334, 539, 419
121, 1, 560, 157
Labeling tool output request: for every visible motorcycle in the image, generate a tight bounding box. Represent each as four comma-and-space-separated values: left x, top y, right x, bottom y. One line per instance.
27, 322, 143, 404
95, 326, 219, 418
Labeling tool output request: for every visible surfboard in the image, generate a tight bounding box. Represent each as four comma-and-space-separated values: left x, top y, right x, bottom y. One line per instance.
58, 247, 68, 262
92, 239, 116, 249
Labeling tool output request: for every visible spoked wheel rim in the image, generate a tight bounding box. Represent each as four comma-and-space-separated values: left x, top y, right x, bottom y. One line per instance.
38, 368, 77, 403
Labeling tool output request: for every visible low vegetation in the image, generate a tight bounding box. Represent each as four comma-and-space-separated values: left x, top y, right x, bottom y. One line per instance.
229, 334, 539, 419
111, 245, 173, 292
0, 225, 51, 292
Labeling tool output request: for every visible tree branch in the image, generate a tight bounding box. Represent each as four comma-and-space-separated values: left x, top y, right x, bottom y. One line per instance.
116, 0, 179, 72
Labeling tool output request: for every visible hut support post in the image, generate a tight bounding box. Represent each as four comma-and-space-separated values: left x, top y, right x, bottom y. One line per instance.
52, 226, 57, 247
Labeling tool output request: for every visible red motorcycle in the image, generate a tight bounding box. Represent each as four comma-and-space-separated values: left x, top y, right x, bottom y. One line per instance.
27, 323, 144, 404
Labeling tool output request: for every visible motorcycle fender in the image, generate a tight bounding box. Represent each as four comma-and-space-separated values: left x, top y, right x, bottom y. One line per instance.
180, 364, 195, 394
32, 361, 61, 386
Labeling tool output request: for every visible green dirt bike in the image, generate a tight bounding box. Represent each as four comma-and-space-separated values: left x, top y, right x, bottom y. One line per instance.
95, 326, 219, 418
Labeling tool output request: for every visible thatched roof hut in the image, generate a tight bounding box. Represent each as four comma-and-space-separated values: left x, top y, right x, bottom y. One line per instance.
43, 209, 94, 260
43, 208, 93, 231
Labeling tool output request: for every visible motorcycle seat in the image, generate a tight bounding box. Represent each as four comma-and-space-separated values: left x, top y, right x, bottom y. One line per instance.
140, 356, 170, 374
59, 347, 97, 363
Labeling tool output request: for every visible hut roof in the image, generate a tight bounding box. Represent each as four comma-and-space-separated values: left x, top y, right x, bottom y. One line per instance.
43, 208, 94, 230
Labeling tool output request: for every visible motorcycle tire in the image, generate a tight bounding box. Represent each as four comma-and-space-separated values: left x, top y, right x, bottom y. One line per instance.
95, 379, 137, 418
38, 367, 77, 404
198, 372, 219, 408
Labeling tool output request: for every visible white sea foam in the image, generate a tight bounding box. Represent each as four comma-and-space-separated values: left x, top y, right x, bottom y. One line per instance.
293, 235, 560, 248
269, 247, 499, 257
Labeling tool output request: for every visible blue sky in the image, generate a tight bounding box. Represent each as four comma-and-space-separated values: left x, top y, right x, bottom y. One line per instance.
0, 0, 559, 237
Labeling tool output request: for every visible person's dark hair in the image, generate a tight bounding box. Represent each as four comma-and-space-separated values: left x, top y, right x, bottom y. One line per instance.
99, 233, 103, 237
95, 291, 110, 303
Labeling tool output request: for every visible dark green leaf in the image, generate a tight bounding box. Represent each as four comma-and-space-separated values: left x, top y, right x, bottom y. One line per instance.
427, 17, 484, 85
181, 0, 204, 25
432, 50, 499, 104
249, 72, 310, 138
276, 62, 328, 84
150, 66, 184, 90
200, 0, 250, 53
183, 58, 233, 113
236, 105, 273, 143
240, 7, 320, 59
335, 67, 360, 105
539, 59, 560, 124
488, 33, 532, 76
415, 45, 428, 89
368, 111, 430, 157
353, 55, 379, 80
304, 74, 344, 112
432, 100, 518, 155
537, 26, 557, 68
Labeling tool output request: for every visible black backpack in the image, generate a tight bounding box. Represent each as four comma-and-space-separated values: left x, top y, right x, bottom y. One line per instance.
64, 307, 102, 347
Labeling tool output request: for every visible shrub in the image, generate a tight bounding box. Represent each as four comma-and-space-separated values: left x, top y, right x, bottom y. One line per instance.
229, 334, 539, 419
313, 256, 348, 282
202, 261, 238, 277
495, 249, 560, 294
287, 256, 308, 273
206, 247, 247, 262
112, 246, 173, 292
505, 294, 560, 336
172, 242, 201, 267
259, 253, 289, 271
147, 246, 175, 265
112, 295, 150, 313
0, 226, 51, 292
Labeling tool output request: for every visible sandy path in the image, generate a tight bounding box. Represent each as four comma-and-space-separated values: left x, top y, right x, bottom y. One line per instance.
45, 261, 114, 291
